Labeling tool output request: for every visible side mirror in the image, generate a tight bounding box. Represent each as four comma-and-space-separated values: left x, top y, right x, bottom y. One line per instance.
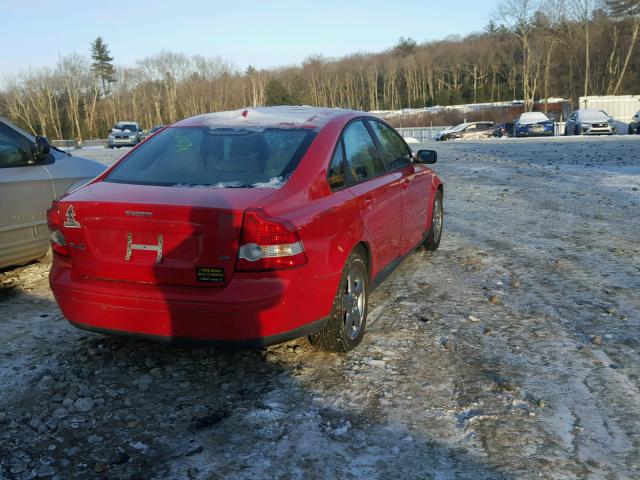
32, 135, 51, 163
415, 149, 437, 164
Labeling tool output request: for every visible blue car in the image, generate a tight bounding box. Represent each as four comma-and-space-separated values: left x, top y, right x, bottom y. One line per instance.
514, 112, 554, 137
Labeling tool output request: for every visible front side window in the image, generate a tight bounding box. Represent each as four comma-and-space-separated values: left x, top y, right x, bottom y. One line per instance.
0, 123, 33, 168
368, 121, 411, 170
106, 127, 316, 188
342, 121, 385, 183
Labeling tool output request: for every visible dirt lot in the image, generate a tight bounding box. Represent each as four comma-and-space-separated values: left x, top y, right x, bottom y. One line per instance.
1, 137, 639, 479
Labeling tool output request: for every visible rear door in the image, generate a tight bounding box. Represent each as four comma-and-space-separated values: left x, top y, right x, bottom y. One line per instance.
367, 120, 432, 253
343, 120, 402, 272
0, 122, 55, 268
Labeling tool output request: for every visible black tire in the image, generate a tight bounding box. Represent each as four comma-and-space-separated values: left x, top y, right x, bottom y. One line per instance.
309, 248, 369, 352
574, 125, 580, 136
423, 190, 443, 251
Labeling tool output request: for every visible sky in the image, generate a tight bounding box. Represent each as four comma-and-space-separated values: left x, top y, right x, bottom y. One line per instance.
0, 0, 492, 80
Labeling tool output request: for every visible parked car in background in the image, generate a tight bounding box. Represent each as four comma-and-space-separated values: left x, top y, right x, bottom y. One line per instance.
564, 109, 617, 136
495, 122, 515, 137
0, 118, 106, 269
48, 106, 443, 352
514, 112, 554, 137
628, 111, 640, 134
435, 121, 499, 141
107, 121, 143, 148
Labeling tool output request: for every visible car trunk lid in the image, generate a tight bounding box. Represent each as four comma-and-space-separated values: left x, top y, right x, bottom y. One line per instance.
55, 182, 275, 287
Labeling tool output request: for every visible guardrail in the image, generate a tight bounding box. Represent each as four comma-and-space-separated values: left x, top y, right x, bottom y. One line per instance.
397, 122, 602, 140
50, 139, 107, 150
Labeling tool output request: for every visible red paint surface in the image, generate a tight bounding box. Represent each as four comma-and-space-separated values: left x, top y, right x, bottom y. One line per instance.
49, 108, 442, 343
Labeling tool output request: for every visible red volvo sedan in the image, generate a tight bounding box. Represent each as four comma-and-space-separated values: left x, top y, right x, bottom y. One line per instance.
48, 107, 443, 352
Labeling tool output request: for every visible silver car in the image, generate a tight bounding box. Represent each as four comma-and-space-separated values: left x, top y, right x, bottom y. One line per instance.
0, 118, 106, 269
107, 121, 143, 148
564, 109, 617, 136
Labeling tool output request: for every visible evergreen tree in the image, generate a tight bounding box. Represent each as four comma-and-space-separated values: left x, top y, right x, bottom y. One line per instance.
90, 37, 116, 96
265, 78, 297, 105
393, 37, 418, 56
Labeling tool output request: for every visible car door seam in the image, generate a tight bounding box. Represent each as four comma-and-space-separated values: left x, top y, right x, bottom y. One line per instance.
42, 165, 58, 198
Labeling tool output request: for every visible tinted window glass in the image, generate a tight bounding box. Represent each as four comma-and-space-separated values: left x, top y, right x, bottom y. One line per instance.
369, 121, 411, 170
342, 121, 385, 182
115, 124, 138, 132
106, 127, 316, 188
327, 140, 345, 189
0, 123, 32, 167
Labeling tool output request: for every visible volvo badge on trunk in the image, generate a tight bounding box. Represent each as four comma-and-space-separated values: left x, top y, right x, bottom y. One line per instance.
125, 211, 153, 217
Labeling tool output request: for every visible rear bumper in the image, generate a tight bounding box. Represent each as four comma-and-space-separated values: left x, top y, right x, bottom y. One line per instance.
50, 256, 338, 345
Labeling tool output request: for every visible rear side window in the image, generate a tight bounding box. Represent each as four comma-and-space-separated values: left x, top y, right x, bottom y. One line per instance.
106, 127, 316, 188
327, 140, 346, 189
342, 121, 385, 183
368, 121, 411, 170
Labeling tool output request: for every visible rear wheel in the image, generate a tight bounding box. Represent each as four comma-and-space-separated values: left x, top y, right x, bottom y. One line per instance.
423, 190, 443, 251
309, 249, 368, 352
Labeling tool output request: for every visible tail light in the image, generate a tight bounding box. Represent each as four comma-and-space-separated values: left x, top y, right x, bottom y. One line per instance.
236, 210, 307, 271
47, 206, 70, 257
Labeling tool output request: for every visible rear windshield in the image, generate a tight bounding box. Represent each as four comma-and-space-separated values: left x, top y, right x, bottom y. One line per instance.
106, 126, 316, 188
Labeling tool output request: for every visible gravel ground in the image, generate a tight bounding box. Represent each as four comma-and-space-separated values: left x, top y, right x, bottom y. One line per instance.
1, 136, 639, 479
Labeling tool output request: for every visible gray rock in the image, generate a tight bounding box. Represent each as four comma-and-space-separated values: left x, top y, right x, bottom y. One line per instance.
52, 407, 69, 419
35, 464, 56, 478
488, 294, 502, 305
29, 417, 42, 431
188, 466, 199, 479
88, 435, 104, 444
74, 397, 95, 413
45, 418, 60, 430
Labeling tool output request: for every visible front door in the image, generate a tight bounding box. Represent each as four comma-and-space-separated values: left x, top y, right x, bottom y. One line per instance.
367, 120, 432, 254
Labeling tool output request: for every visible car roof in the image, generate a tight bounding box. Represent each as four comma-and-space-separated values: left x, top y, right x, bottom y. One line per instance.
175, 106, 360, 129
519, 112, 549, 120
576, 109, 607, 116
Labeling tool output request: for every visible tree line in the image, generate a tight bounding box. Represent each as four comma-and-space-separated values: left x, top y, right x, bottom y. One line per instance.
1, 0, 638, 139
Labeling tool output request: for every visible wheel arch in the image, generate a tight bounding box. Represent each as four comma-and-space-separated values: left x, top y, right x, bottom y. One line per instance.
352, 241, 372, 277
